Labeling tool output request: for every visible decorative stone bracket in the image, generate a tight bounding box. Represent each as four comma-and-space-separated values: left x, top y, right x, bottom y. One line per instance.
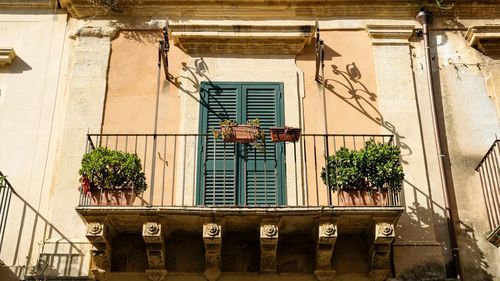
260, 222, 279, 272
203, 223, 222, 281
370, 222, 395, 281
142, 222, 167, 273
365, 24, 415, 45
170, 22, 315, 55
465, 25, 500, 58
86, 222, 112, 276
314, 222, 337, 281
0, 48, 16, 67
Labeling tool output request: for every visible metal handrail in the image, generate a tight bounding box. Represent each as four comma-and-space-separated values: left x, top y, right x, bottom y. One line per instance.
80, 133, 401, 208
476, 139, 500, 171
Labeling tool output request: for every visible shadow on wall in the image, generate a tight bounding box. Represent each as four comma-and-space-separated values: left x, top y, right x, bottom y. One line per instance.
0, 175, 86, 280
323, 61, 494, 280
0, 56, 32, 74
324, 62, 411, 163
397, 182, 494, 281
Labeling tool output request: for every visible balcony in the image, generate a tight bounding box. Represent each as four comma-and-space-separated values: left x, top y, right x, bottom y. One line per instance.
75, 133, 404, 280
476, 139, 500, 247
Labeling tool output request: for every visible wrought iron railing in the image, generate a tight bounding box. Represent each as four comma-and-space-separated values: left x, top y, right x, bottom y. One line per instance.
476, 140, 500, 236
79, 133, 401, 208
0, 171, 13, 253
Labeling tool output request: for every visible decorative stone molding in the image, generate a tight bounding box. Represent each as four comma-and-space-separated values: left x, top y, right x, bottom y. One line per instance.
203, 223, 222, 281
0, 0, 56, 9
365, 25, 415, 45
142, 222, 166, 270
374, 222, 395, 244
86, 222, 112, 274
146, 269, 167, 281
260, 223, 279, 272
369, 222, 396, 281
0, 48, 16, 67
143, 222, 163, 243
58, 0, 500, 20
69, 25, 118, 39
314, 222, 337, 281
86, 222, 109, 245
204, 223, 221, 238
91, 247, 111, 272
170, 22, 315, 55
465, 25, 500, 58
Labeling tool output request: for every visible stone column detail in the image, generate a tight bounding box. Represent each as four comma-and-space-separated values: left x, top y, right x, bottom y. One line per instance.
142, 222, 167, 271
50, 20, 119, 239
366, 22, 448, 274
370, 222, 395, 281
314, 223, 337, 281
86, 222, 112, 274
260, 223, 279, 272
203, 223, 222, 281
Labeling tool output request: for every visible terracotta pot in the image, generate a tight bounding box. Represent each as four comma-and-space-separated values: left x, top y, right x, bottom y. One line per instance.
270, 127, 301, 142
221, 125, 259, 143
338, 189, 388, 206
90, 188, 137, 206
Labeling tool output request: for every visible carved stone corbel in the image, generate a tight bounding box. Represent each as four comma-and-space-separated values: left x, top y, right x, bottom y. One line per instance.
86, 222, 112, 273
146, 269, 168, 281
203, 223, 222, 281
369, 222, 395, 281
314, 222, 337, 281
142, 222, 166, 270
260, 223, 279, 272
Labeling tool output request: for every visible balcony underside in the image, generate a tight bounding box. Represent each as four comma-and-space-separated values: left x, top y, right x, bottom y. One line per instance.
76, 206, 403, 235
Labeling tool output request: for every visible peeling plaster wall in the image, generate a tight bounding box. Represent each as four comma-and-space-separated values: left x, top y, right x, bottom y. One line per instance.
431, 29, 500, 280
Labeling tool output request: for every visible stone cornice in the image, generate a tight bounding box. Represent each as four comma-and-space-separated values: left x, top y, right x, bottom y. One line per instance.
365, 24, 415, 45
0, 48, 16, 67
170, 22, 315, 55
465, 25, 500, 58
0, 0, 56, 9
59, 0, 500, 20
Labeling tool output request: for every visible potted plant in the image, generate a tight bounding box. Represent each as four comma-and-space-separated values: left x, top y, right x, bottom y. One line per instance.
321, 139, 404, 206
79, 147, 147, 206
270, 126, 301, 142
215, 118, 266, 151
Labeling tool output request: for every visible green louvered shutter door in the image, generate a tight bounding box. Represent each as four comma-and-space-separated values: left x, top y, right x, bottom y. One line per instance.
198, 83, 239, 205
240, 83, 285, 205
197, 82, 286, 206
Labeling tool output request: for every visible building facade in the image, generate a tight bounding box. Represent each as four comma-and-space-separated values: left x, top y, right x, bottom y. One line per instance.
1, 1, 500, 281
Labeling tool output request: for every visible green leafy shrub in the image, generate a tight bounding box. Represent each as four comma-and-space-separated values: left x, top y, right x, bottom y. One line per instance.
321, 139, 404, 192
79, 147, 147, 193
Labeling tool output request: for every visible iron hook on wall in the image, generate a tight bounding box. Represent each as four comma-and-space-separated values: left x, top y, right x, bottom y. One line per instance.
315, 22, 324, 84
159, 20, 170, 80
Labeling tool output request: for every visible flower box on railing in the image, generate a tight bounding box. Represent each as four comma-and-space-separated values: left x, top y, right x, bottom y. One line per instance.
338, 189, 388, 206
270, 127, 301, 142
221, 124, 260, 143
89, 188, 137, 206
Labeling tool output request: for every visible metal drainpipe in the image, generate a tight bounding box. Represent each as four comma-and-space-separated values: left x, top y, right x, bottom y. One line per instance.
416, 8, 462, 279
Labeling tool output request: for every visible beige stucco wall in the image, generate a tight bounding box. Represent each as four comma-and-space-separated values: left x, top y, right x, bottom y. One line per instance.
0, 11, 74, 278
2, 14, 499, 280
